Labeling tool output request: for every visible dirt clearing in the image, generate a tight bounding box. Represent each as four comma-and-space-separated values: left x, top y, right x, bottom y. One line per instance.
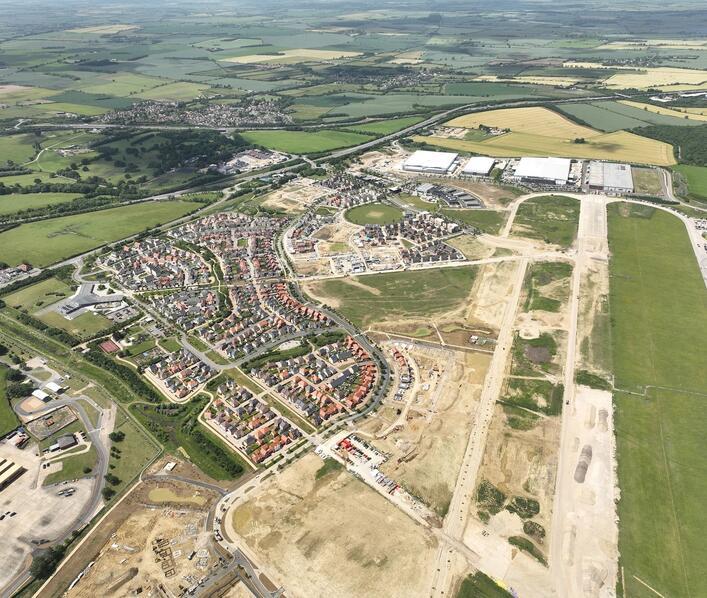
230, 453, 438, 598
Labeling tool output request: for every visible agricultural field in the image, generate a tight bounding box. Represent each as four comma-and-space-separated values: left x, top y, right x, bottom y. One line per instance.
557, 100, 706, 132
420, 105, 677, 165
345, 116, 424, 135
0, 200, 198, 267
344, 202, 403, 225
0, 133, 38, 166
303, 265, 478, 329
0, 192, 82, 216
608, 203, 706, 598
241, 129, 372, 154
2, 277, 72, 312
511, 196, 580, 248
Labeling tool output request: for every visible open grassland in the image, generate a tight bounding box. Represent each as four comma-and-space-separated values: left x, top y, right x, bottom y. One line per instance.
345, 116, 424, 135
674, 164, 707, 201
0, 200, 198, 267
0, 192, 81, 216
241, 129, 372, 154
39, 310, 112, 339
511, 196, 580, 248
303, 265, 478, 329
416, 130, 676, 166
608, 203, 707, 598
2, 277, 72, 311
0, 134, 38, 165
136, 81, 209, 102
446, 107, 598, 139
440, 208, 506, 234
619, 101, 707, 123
344, 202, 403, 225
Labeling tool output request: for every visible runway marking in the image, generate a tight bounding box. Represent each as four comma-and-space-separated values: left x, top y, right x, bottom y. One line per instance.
632, 575, 667, 598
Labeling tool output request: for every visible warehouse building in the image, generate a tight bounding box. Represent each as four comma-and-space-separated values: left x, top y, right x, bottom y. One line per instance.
512, 157, 572, 186
0, 458, 27, 492
462, 156, 496, 176
587, 161, 634, 194
402, 150, 459, 174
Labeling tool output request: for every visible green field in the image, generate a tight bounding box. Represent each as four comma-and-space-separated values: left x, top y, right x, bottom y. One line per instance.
0, 366, 20, 438
441, 208, 506, 234
345, 116, 424, 135
39, 310, 112, 339
241, 129, 372, 154
2, 277, 73, 311
107, 412, 161, 494
0, 134, 38, 166
457, 571, 513, 598
0, 200, 198, 267
344, 202, 404, 225
558, 101, 703, 132
0, 192, 82, 216
511, 196, 580, 248
608, 203, 707, 598
674, 164, 707, 201
43, 446, 98, 486
306, 265, 478, 328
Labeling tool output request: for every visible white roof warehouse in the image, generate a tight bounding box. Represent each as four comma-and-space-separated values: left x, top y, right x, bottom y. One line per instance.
587, 161, 634, 193
513, 157, 572, 186
403, 150, 459, 174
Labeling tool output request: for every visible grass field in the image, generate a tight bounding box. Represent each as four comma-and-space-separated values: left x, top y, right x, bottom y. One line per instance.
608, 203, 707, 598
0, 366, 20, 438
2, 277, 72, 310
416, 130, 676, 166
440, 208, 506, 234
0, 134, 38, 166
241, 129, 372, 154
558, 101, 703, 132
39, 310, 112, 338
511, 196, 580, 248
43, 446, 98, 486
304, 265, 478, 328
0, 192, 82, 216
344, 202, 403, 225
457, 571, 513, 598
619, 101, 707, 123
674, 164, 707, 201
345, 116, 424, 135
0, 200, 198, 267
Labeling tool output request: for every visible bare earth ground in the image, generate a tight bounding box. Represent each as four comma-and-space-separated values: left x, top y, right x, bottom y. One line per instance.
362, 346, 491, 516
446, 234, 496, 260
576, 259, 611, 376
260, 179, 329, 214
465, 260, 520, 333
67, 478, 220, 598
231, 453, 438, 598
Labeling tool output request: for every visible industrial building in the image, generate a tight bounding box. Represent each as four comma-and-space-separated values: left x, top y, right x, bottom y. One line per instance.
0, 458, 27, 492
587, 161, 634, 194
462, 156, 495, 176
512, 157, 572, 186
402, 150, 458, 174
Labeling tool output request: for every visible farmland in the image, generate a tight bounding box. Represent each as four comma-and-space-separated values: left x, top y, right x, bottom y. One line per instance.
557, 101, 705, 132
674, 164, 707, 201
608, 203, 707, 598
303, 265, 478, 329
0, 192, 82, 216
0, 200, 198, 267
241, 130, 372, 154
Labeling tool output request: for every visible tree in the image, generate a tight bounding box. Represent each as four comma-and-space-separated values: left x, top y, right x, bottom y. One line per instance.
109, 430, 125, 442
102, 487, 116, 500
104, 473, 121, 485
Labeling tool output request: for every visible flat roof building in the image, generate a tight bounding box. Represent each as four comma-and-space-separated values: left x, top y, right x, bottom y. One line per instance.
402, 150, 458, 174
462, 156, 496, 176
32, 389, 50, 402
513, 157, 571, 186
587, 161, 634, 193
0, 460, 27, 491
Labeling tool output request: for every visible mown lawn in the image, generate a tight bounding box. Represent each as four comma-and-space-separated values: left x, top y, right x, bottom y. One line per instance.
674, 164, 707, 202
344, 202, 403, 225
608, 203, 707, 598
0, 200, 199, 267
0, 366, 20, 438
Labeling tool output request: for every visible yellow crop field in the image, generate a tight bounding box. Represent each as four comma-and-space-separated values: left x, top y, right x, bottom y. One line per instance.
474, 75, 583, 88
447, 106, 599, 139
65, 24, 138, 34
618, 100, 707, 122
415, 130, 676, 166
222, 49, 362, 64
603, 67, 707, 90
